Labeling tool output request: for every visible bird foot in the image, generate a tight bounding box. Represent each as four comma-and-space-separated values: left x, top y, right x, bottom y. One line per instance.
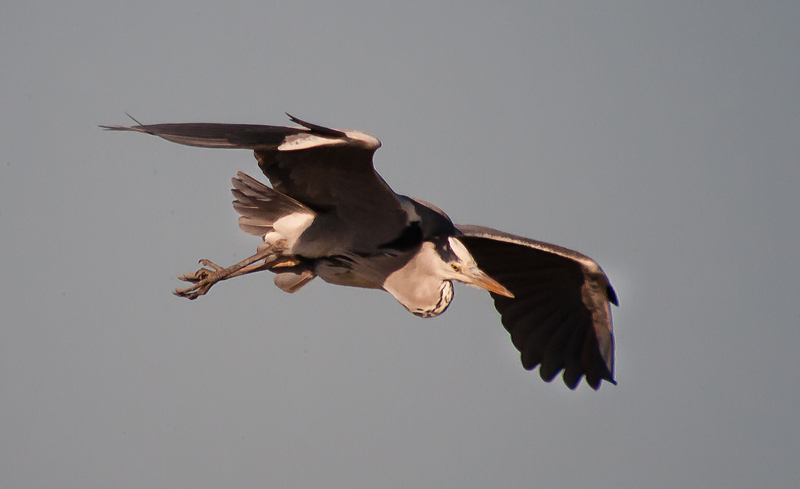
175, 259, 226, 299
172, 247, 300, 300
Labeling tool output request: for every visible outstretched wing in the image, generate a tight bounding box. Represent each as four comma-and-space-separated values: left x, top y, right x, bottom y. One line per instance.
102, 115, 410, 251
456, 225, 617, 390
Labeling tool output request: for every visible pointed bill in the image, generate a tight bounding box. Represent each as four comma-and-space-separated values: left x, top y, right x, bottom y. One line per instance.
466, 267, 515, 298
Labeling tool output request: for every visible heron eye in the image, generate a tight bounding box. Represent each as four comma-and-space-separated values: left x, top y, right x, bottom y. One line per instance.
451, 264, 461, 272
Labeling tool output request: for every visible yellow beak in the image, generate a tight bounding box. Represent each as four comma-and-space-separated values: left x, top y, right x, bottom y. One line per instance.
465, 267, 515, 298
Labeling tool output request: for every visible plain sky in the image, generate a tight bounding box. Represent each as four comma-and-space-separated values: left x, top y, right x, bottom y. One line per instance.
2, 1, 799, 488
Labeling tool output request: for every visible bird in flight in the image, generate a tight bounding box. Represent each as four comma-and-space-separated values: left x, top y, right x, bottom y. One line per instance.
102, 114, 618, 389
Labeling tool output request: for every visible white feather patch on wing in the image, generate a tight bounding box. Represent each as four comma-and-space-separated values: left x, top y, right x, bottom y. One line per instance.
343, 130, 381, 150
264, 212, 315, 250
278, 133, 345, 151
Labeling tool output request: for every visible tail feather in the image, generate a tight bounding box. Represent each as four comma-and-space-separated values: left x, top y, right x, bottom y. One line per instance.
231, 172, 315, 236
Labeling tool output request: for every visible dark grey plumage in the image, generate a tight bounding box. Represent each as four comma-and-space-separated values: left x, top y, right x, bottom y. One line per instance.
102, 114, 618, 390
457, 226, 616, 389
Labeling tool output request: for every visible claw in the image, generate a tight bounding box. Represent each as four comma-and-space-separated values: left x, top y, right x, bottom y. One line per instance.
174, 282, 212, 300
178, 269, 206, 283
172, 246, 287, 300
174, 264, 223, 298
198, 259, 223, 271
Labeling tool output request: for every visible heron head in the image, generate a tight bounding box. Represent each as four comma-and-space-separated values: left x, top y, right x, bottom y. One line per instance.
436, 237, 514, 298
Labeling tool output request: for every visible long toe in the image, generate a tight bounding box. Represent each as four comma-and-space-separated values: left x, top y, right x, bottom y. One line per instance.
174, 283, 210, 299
198, 259, 223, 271
177, 268, 212, 283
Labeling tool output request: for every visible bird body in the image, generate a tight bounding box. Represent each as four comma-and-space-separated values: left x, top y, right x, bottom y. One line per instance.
103, 114, 618, 389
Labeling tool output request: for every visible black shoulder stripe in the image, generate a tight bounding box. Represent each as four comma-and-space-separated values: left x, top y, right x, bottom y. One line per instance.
378, 222, 423, 252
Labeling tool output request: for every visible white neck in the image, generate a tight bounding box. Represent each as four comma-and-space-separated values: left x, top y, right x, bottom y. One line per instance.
382, 242, 454, 317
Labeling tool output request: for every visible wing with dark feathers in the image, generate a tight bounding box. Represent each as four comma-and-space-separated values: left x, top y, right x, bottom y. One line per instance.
102, 115, 410, 251
456, 225, 617, 390
101, 116, 304, 149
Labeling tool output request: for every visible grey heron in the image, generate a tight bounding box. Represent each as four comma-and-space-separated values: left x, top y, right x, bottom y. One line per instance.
102, 114, 618, 390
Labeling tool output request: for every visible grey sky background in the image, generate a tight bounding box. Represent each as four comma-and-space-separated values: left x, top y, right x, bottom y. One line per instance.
2, 1, 798, 488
